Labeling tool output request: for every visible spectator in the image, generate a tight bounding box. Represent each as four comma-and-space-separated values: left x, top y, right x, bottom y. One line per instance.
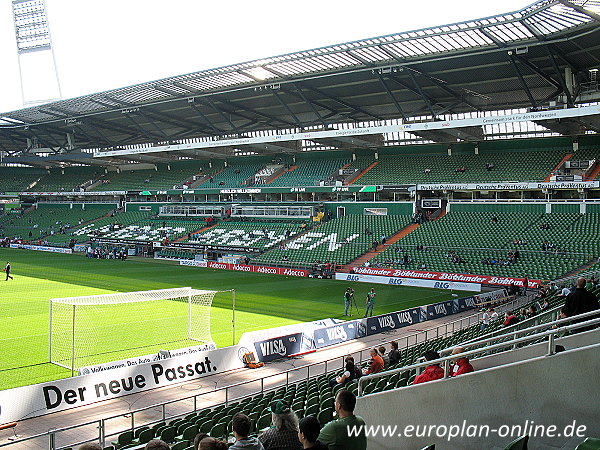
318, 390, 367, 450
363, 348, 384, 375
259, 401, 302, 450
413, 350, 444, 384
480, 308, 492, 331
540, 299, 550, 310
145, 440, 170, 450
528, 305, 537, 317
450, 347, 474, 377
193, 434, 210, 450
298, 416, 328, 450
388, 341, 401, 366
378, 345, 389, 369
559, 284, 571, 297
330, 356, 361, 387
78, 444, 102, 450
559, 277, 600, 327
517, 308, 529, 321
230, 413, 264, 449
198, 437, 228, 450
503, 312, 519, 327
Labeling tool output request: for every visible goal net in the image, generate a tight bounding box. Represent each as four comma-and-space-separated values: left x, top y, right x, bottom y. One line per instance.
49, 287, 218, 371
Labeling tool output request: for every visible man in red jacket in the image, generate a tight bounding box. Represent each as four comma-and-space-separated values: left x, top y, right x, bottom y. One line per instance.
450, 347, 474, 377
363, 348, 384, 375
413, 350, 444, 384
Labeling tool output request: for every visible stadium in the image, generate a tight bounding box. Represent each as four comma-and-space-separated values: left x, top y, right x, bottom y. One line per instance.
0, 0, 599, 449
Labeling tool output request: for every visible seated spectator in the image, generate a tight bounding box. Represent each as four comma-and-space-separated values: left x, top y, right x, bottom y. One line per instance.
230, 413, 263, 449
540, 299, 550, 310
198, 437, 228, 450
489, 307, 499, 322
259, 401, 302, 450
503, 312, 519, 327
485, 162, 494, 171
193, 434, 210, 450
528, 305, 537, 317
388, 340, 400, 366
450, 347, 474, 376
363, 348, 384, 375
318, 390, 367, 450
145, 440, 170, 450
413, 350, 444, 384
423, 167, 432, 173
378, 346, 389, 369
559, 285, 571, 297
518, 308, 529, 321
78, 444, 102, 450
298, 416, 328, 450
330, 356, 361, 387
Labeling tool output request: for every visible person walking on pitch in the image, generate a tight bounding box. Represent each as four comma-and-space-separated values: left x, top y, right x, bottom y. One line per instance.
365, 288, 376, 317
4, 262, 13, 280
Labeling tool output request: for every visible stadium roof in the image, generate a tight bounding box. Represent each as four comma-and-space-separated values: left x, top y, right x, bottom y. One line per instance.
1, 0, 600, 166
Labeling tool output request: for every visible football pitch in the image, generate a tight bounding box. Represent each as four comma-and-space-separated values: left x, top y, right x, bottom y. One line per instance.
0, 247, 467, 390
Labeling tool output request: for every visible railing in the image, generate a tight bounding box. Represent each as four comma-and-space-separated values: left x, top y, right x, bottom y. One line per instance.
358, 312, 600, 396
0, 296, 525, 450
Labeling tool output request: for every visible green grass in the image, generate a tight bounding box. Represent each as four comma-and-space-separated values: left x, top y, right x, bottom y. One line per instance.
0, 247, 467, 390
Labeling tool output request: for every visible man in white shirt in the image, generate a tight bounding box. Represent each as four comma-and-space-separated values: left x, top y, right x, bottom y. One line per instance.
480, 309, 491, 330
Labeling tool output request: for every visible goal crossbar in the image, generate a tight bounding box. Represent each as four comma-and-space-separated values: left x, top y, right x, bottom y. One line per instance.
49, 287, 220, 305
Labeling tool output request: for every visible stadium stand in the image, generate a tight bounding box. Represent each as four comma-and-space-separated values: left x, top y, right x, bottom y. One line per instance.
186, 221, 302, 249
197, 159, 267, 188
0, 167, 46, 193
98, 218, 203, 242
253, 215, 412, 266
0, 203, 114, 242
90, 162, 206, 191
267, 152, 350, 186
355, 145, 567, 185
371, 209, 600, 281
31, 166, 102, 192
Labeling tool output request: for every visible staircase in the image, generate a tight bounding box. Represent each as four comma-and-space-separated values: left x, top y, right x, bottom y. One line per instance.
584, 162, 600, 181
339, 223, 420, 272
267, 165, 297, 184
344, 161, 379, 185
545, 153, 573, 181
173, 223, 217, 243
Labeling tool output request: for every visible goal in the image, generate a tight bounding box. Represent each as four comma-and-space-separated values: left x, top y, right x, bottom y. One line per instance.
49, 287, 218, 371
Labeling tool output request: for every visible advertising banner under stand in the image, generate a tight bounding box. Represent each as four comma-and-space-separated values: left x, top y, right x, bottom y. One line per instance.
313, 321, 360, 349
253, 333, 303, 362
364, 308, 422, 336
0, 345, 244, 423
422, 300, 455, 321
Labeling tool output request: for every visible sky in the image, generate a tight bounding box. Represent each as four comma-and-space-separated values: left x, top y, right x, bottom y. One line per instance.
0, 0, 532, 114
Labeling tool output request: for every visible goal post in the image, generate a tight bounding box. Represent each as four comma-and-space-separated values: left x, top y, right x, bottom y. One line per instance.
49, 287, 225, 371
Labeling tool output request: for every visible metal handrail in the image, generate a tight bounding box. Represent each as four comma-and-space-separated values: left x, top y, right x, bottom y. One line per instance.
451, 307, 600, 350
357, 313, 600, 396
